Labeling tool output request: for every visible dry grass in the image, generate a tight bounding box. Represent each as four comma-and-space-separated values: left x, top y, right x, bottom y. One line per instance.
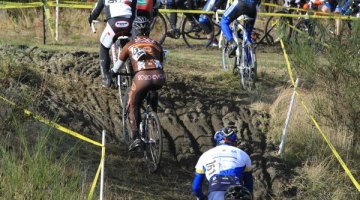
1, 8, 359, 199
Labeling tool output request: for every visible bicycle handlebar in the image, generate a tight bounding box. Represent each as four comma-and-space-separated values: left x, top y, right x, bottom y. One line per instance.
91, 20, 100, 33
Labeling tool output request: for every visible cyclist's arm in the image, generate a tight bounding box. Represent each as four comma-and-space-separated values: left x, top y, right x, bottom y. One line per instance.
192, 171, 206, 199
242, 152, 254, 194
243, 170, 253, 195
335, 0, 353, 14
112, 43, 131, 73
90, 0, 104, 20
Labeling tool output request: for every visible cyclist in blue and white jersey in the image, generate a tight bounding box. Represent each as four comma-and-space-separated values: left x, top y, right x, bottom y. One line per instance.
220, 0, 261, 57
88, 0, 136, 88
192, 125, 253, 200
197, 0, 226, 46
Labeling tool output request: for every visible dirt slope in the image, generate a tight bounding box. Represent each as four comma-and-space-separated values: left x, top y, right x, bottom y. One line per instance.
0, 45, 295, 199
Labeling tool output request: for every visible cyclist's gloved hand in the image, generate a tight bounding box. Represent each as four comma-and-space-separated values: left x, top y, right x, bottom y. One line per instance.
88, 14, 94, 26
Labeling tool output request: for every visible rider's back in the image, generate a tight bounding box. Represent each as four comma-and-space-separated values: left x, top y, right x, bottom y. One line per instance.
91, 0, 135, 20
120, 37, 164, 73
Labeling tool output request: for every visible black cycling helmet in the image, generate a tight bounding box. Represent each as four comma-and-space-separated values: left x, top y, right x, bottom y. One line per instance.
224, 185, 252, 200
133, 16, 151, 36
213, 124, 238, 145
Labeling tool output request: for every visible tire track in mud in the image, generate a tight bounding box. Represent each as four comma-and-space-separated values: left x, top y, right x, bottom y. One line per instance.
0, 45, 294, 199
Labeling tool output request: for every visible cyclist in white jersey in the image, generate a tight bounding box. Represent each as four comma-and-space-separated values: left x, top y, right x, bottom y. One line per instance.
88, 0, 136, 88
192, 125, 253, 200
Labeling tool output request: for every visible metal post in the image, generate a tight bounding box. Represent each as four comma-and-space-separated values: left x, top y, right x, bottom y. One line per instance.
55, 0, 59, 41
100, 130, 105, 200
42, 1, 46, 45
278, 78, 299, 157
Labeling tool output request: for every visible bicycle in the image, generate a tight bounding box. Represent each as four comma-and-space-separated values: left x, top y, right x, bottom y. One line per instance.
264, 10, 294, 45
91, 20, 133, 139
150, 10, 221, 48
122, 90, 163, 173
219, 14, 257, 91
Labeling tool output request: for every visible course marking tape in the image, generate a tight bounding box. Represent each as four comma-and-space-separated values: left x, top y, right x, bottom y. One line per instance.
0, 95, 103, 147
0, 2, 43, 9
1, 2, 359, 20
279, 39, 360, 192
0, 93, 106, 198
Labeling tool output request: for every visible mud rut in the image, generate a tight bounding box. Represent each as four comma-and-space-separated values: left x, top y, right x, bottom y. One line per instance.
1, 45, 294, 199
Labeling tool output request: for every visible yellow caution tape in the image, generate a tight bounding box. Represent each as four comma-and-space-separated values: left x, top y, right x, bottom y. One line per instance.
0, 2, 43, 9
279, 39, 360, 192
259, 12, 360, 20
0, 95, 103, 147
262, 2, 308, 12
0, 1, 359, 20
0, 92, 106, 198
159, 9, 214, 14
47, 1, 93, 9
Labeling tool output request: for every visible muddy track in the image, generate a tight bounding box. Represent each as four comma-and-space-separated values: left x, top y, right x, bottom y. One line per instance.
0, 45, 294, 199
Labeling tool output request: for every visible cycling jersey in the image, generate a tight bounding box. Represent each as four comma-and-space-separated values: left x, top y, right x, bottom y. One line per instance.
90, 0, 136, 20
137, 0, 161, 18
120, 36, 166, 137
220, 0, 260, 42
192, 144, 253, 199
119, 36, 164, 73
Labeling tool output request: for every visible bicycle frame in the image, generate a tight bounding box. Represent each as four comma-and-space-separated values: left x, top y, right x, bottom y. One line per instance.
231, 15, 257, 90
233, 16, 255, 69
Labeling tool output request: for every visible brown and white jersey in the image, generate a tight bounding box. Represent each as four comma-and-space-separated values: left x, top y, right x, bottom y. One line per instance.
120, 36, 164, 73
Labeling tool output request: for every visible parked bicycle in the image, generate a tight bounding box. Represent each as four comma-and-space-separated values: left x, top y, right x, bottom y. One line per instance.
220, 14, 257, 91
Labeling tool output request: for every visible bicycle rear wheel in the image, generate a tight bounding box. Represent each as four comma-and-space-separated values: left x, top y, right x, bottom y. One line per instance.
143, 111, 163, 173
150, 13, 167, 45
264, 11, 293, 45
120, 90, 131, 146
239, 44, 257, 91
182, 14, 215, 48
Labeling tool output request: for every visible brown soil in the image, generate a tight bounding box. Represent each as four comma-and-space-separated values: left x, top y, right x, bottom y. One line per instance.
0, 45, 296, 199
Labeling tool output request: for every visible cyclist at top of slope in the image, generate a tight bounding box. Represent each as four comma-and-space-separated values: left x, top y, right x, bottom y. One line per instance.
302, 0, 355, 13
165, 0, 196, 38
192, 124, 253, 200
88, 0, 136, 88
111, 16, 166, 151
220, 0, 261, 57
197, 0, 227, 46
136, 0, 161, 20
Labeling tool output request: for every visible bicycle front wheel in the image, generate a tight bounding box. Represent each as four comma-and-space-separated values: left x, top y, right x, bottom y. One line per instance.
143, 111, 163, 173
117, 60, 132, 108
150, 13, 167, 45
182, 14, 215, 48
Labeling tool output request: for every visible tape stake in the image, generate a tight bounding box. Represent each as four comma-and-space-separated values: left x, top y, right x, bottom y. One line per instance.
88, 147, 105, 200
280, 39, 360, 192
